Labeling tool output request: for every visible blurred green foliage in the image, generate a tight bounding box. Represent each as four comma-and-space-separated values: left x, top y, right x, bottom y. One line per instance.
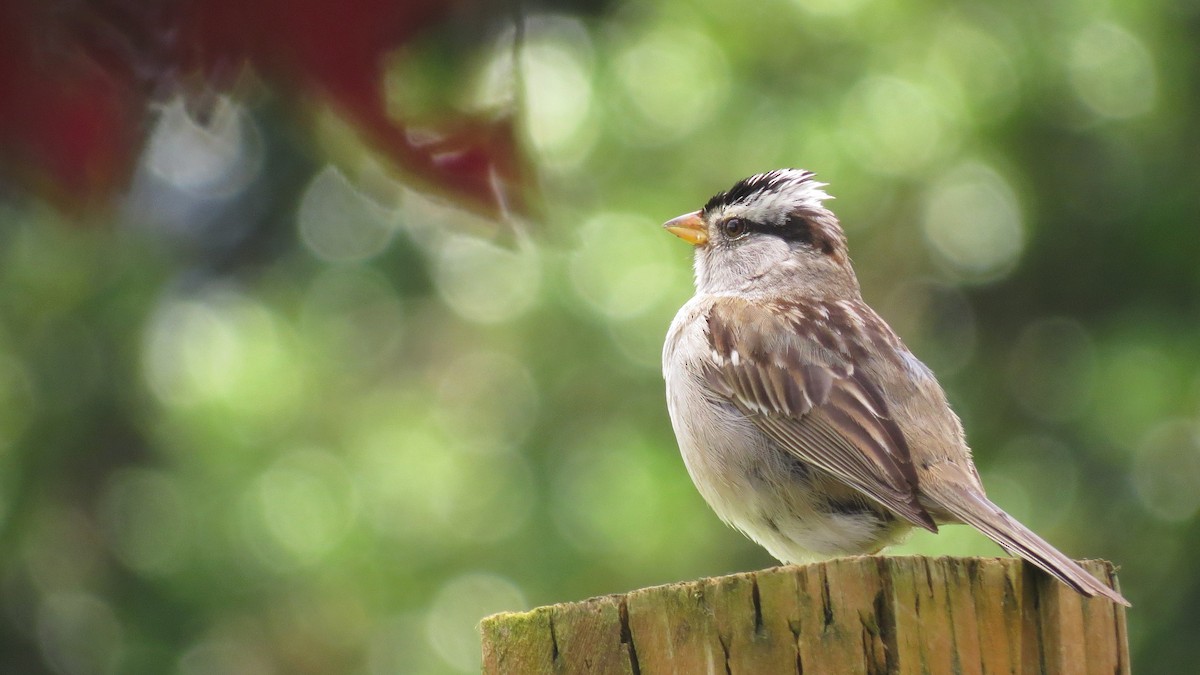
2, 0, 1199, 672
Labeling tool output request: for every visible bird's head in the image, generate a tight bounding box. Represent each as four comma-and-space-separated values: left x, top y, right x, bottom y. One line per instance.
663, 169, 858, 299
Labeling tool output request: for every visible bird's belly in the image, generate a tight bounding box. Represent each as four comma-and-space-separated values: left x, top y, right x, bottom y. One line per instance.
666, 369, 909, 562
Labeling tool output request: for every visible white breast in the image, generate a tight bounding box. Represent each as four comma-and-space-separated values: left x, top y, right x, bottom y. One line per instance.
663, 297, 758, 507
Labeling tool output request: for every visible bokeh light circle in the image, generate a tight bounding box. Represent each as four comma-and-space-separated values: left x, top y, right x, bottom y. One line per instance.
841, 76, 948, 175
1133, 421, 1200, 523
515, 17, 597, 167
614, 26, 730, 144
570, 212, 686, 320
433, 236, 541, 324
1068, 22, 1157, 120
921, 162, 1024, 282
298, 166, 395, 263
426, 573, 526, 673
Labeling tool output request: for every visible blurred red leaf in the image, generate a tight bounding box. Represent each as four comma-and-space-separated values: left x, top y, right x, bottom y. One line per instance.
0, 2, 141, 205
0, 0, 525, 218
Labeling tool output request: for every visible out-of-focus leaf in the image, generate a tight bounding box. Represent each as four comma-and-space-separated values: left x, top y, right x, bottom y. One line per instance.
0, 0, 527, 217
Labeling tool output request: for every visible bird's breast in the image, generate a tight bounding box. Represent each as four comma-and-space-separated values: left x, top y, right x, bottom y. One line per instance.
664, 298, 765, 504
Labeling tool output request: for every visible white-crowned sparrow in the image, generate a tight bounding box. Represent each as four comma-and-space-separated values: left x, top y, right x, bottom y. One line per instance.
662, 169, 1127, 605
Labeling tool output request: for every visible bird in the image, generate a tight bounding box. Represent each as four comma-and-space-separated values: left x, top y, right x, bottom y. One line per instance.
661, 168, 1128, 605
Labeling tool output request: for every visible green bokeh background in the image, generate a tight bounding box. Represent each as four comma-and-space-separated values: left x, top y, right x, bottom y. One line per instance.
3, 0, 1199, 672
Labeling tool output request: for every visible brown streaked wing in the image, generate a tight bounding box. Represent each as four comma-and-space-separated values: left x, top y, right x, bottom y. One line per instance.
703, 297, 936, 531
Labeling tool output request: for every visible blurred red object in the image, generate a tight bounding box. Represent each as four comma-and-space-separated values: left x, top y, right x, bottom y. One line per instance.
0, 0, 524, 217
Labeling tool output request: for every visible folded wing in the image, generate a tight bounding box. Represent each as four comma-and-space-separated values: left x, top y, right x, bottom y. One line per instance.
703, 297, 937, 532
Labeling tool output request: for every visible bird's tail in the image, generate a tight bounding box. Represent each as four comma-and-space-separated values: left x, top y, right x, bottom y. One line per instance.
934, 486, 1129, 606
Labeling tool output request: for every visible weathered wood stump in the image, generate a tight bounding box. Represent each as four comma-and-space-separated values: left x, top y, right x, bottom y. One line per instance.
481, 556, 1128, 674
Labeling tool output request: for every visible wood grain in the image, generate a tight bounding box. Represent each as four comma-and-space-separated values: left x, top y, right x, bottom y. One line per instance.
481, 556, 1129, 674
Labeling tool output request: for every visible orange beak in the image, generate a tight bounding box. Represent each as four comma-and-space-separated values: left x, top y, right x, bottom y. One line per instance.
662, 210, 708, 246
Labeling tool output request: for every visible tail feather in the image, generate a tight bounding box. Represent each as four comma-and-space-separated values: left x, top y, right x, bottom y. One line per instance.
936, 487, 1130, 606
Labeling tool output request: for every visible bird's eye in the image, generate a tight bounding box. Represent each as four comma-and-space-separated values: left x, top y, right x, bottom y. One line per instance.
721, 218, 749, 239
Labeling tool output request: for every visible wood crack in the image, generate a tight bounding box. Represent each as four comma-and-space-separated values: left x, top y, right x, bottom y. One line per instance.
718, 633, 733, 675
820, 567, 834, 630
618, 596, 642, 675
548, 611, 560, 664
789, 617, 803, 675
751, 573, 764, 635
874, 557, 899, 674
940, 564, 963, 675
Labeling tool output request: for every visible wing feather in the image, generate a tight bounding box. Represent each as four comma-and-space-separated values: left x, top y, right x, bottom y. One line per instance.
704, 297, 937, 531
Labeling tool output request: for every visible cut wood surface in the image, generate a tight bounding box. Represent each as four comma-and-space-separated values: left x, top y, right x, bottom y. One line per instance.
481, 556, 1128, 674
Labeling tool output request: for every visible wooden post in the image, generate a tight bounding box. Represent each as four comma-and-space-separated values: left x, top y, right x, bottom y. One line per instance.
481, 556, 1128, 674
